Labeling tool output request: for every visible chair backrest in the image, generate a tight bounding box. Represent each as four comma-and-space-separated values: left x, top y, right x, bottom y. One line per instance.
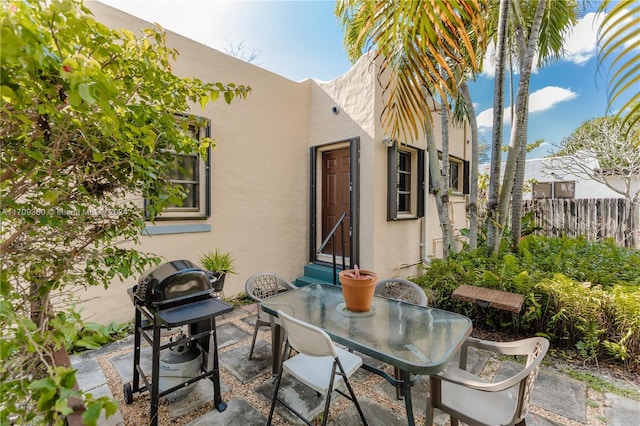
245, 273, 296, 301
516, 337, 549, 420
375, 278, 428, 307
277, 310, 337, 358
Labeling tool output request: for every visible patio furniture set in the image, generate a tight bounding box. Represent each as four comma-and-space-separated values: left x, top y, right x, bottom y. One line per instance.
247, 272, 549, 426
123, 262, 548, 426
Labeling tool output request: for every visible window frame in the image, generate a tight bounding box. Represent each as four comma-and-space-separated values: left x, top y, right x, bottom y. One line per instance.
554, 181, 575, 199
532, 181, 575, 199
147, 115, 211, 221
387, 142, 425, 221
427, 153, 470, 196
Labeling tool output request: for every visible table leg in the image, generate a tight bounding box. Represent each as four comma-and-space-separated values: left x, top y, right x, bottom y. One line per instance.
402, 369, 415, 426
270, 317, 283, 375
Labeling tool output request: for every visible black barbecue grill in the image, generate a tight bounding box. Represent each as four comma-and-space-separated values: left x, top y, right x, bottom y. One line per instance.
132, 259, 217, 309
125, 260, 233, 426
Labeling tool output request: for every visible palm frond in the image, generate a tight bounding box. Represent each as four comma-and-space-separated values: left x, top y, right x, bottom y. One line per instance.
336, 0, 487, 142
597, 0, 640, 145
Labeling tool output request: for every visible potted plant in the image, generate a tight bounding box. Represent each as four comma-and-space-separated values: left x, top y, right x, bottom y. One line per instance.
338, 265, 378, 312
199, 249, 237, 292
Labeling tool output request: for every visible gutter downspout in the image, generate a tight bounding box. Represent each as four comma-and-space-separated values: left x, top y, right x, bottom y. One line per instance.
421, 148, 431, 265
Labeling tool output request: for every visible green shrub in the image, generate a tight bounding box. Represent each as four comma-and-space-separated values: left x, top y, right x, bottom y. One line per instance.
413, 235, 640, 372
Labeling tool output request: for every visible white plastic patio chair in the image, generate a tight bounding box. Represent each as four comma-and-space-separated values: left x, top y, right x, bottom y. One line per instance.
375, 278, 428, 399
427, 336, 550, 426
244, 273, 296, 360
267, 310, 368, 426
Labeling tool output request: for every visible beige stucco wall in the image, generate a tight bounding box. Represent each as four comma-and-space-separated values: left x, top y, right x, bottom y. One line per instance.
84, 2, 311, 324
81, 3, 471, 324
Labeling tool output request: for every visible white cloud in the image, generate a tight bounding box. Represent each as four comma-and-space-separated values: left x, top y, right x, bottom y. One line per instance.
476, 107, 495, 130
480, 11, 606, 76
528, 86, 577, 112
562, 12, 603, 65
476, 86, 577, 130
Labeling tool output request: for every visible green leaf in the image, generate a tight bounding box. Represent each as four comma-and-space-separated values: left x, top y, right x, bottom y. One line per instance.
92, 151, 105, 162
0, 85, 17, 103
82, 401, 102, 426
43, 190, 61, 203
54, 397, 74, 416
78, 83, 96, 104
25, 148, 44, 162
75, 338, 102, 350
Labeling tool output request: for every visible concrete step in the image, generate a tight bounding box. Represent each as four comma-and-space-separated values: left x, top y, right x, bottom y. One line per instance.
295, 263, 343, 286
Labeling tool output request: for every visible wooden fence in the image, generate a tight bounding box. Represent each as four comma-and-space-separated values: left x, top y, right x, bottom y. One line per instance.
522, 198, 640, 248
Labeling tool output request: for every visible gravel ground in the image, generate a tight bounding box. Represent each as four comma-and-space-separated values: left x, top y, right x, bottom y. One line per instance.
98, 304, 639, 425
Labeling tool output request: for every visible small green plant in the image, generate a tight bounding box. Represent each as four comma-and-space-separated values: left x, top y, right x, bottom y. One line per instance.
566, 369, 640, 399
199, 249, 237, 275
52, 309, 132, 353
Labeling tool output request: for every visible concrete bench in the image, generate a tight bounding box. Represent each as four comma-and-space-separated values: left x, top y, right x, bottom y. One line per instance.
452, 284, 524, 313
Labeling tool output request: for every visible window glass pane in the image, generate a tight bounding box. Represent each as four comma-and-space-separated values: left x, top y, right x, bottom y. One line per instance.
554, 181, 575, 198
533, 182, 552, 199
174, 183, 198, 208
168, 155, 197, 181
398, 151, 410, 172
398, 193, 410, 212
449, 162, 459, 190
397, 151, 411, 213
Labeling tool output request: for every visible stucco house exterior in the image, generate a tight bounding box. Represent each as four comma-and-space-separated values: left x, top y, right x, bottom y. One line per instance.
84, 2, 472, 324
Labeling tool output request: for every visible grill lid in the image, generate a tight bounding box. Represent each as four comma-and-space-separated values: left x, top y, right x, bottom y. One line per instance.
135, 260, 215, 308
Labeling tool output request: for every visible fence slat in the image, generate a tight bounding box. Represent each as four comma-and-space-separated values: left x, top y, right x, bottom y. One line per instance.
522, 198, 639, 248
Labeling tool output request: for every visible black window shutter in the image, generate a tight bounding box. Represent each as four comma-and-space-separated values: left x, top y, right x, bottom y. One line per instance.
463, 160, 470, 195
387, 143, 398, 220
417, 148, 425, 217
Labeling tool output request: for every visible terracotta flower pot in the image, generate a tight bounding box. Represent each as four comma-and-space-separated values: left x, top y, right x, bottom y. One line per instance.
338, 269, 378, 312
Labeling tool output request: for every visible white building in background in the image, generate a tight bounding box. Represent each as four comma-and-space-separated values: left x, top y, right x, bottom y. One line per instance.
480, 155, 640, 201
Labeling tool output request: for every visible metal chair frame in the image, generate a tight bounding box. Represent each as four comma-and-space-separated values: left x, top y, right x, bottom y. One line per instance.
244, 273, 296, 360
267, 310, 368, 426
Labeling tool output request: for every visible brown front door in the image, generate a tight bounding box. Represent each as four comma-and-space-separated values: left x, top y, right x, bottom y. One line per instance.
322, 148, 351, 257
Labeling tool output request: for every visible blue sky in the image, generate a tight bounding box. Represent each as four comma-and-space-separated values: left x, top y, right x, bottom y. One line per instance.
98, 0, 632, 159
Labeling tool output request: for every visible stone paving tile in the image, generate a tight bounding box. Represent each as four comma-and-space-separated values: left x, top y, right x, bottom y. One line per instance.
254, 373, 350, 425
72, 357, 108, 392
110, 345, 153, 384
184, 397, 266, 425
220, 340, 273, 383
605, 393, 640, 426
165, 379, 231, 420
216, 322, 251, 349
336, 396, 408, 425
495, 361, 587, 423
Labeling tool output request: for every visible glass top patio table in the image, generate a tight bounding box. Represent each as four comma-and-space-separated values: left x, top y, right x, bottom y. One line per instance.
261, 283, 472, 425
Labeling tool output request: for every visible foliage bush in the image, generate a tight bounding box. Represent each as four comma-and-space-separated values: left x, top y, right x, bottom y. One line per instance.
0, 1, 248, 424
413, 235, 640, 372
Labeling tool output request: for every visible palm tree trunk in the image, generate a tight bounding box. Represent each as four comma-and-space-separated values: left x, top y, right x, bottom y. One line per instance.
440, 100, 455, 255
510, 94, 530, 251
493, 0, 546, 254
426, 124, 453, 259
460, 82, 480, 250
485, 0, 510, 254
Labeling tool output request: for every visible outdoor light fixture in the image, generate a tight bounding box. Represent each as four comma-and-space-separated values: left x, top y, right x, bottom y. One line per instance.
382, 137, 394, 147
331, 106, 339, 115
